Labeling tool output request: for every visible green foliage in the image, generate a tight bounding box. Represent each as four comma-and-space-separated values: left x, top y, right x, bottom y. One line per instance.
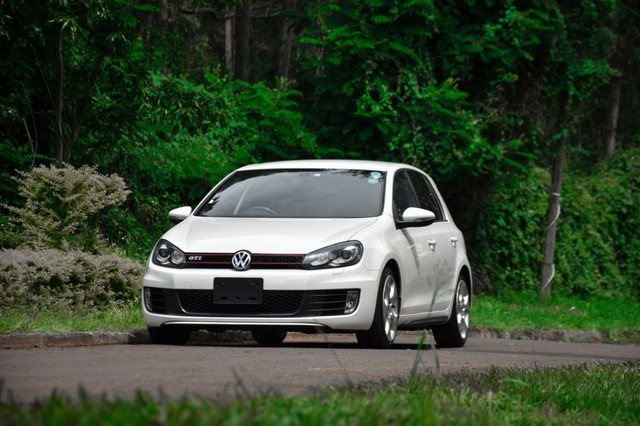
472, 168, 548, 294
474, 149, 640, 299
0, 248, 142, 312
0, 0, 143, 161
91, 69, 316, 260
8, 164, 130, 253
301, 0, 498, 180
555, 149, 640, 299
1, 0, 638, 304
130, 71, 315, 203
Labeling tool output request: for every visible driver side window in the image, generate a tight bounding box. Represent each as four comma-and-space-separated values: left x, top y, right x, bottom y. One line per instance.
392, 171, 419, 220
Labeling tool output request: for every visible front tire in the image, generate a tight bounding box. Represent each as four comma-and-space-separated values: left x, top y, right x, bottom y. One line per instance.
432, 276, 470, 348
147, 327, 191, 345
251, 329, 287, 345
356, 267, 399, 349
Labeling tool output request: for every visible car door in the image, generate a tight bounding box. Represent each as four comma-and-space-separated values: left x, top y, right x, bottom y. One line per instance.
391, 170, 440, 317
407, 171, 457, 313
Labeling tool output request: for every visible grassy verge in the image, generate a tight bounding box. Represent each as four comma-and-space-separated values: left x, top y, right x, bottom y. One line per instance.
472, 293, 640, 332
1, 362, 638, 425
0, 303, 145, 334
1, 294, 639, 336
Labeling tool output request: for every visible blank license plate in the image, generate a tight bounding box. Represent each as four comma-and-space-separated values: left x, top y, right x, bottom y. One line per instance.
214, 278, 263, 305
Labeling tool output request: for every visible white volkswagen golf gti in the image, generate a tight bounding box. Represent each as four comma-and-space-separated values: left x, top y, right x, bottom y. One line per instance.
143, 160, 472, 348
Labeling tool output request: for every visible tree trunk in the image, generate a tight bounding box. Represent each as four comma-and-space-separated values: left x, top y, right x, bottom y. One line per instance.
234, 0, 251, 81
225, 9, 234, 73
605, 70, 622, 158
160, 0, 169, 75
540, 90, 571, 299
54, 26, 65, 165
540, 133, 567, 298
276, 0, 296, 80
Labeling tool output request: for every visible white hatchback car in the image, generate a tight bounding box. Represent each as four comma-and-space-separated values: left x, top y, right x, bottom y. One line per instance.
143, 160, 472, 348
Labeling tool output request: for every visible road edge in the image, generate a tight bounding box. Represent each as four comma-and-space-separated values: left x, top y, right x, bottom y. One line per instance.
1, 327, 638, 349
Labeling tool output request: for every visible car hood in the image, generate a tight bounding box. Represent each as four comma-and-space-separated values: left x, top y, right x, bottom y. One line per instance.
162, 216, 380, 254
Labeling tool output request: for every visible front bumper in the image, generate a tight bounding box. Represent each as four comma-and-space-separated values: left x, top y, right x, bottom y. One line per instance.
142, 262, 380, 331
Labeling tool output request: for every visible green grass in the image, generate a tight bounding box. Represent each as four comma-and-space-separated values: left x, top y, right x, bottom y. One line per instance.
1, 294, 639, 336
1, 362, 638, 425
472, 293, 640, 332
0, 303, 145, 334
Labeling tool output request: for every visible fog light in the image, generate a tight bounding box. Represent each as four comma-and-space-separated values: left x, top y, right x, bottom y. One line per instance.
344, 290, 359, 314
144, 287, 153, 312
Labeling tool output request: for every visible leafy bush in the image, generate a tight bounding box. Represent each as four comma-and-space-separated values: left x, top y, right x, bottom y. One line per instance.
0, 248, 142, 311
555, 149, 640, 299
8, 164, 130, 253
473, 149, 640, 300
2, 165, 142, 311
471, 167, 548, 294
88, 70, 317, 261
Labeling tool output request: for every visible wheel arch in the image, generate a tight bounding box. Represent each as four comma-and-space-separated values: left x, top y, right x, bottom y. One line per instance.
458, 264, 473, 305
384, 259, 402, 299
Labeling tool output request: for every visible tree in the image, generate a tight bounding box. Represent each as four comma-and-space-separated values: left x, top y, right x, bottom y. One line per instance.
300, 0, 496, 179
234, 0, 251, 80
604, 0, 640, 158
0, 0, 141, 165
537, 0, 615, 297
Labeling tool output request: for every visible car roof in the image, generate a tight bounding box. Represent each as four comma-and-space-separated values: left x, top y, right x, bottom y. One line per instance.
237, 159, 424, 174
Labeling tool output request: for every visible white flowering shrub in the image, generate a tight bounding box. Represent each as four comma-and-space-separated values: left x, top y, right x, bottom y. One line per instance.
2, 165, 142, 311
0, 248, 143, 310
9, 164, 131, 253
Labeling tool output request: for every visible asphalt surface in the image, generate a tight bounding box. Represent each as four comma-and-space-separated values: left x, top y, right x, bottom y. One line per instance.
1, 332, 639, 403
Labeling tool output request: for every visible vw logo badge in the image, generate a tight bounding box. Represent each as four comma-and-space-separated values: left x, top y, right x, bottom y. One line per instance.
231, 250, 252, 271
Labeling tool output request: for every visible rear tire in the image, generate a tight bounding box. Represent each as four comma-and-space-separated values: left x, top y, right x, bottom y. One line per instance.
147, 327, 191, 345
251, 329, 287, 345
432, 276, 470, 348
356, 267, 399, 349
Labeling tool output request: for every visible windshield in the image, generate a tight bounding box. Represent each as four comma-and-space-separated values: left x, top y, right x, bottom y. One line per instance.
196, 169, 386, 218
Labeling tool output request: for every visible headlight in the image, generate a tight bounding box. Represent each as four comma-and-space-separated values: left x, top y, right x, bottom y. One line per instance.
152, 239, 186, 268
302, 241, 363, 269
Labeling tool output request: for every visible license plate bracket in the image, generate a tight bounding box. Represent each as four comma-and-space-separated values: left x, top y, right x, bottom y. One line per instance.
214, 278, 263, 305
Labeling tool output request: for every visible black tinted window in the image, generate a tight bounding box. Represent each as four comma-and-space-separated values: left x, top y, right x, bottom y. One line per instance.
392, 171, 419, 219
407, 171, 444, 221
196, 169, 386, 218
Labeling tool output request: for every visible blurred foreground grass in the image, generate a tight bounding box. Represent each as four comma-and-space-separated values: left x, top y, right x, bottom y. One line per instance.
1, 362, 638, 425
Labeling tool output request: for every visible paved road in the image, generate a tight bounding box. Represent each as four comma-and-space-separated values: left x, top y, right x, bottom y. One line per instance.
1, 333, 639, 403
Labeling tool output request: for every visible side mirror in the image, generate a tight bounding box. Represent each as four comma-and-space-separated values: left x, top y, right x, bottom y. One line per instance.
169, 206, 192, 224
398, 207, 436, 228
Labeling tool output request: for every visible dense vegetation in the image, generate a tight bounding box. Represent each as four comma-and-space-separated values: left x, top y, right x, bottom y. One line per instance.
1, 0, 639, 303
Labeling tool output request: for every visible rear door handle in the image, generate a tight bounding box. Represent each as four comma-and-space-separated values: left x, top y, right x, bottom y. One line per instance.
450, 237, 458, 247
427, 239, 437, 251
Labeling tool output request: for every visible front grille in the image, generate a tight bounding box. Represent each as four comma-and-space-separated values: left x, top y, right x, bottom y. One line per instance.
178, 290, 303, 315
183, 253, 304, 269
144, 288, 357, 317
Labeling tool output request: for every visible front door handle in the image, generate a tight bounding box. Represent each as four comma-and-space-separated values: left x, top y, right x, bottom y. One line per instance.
427, 239, 437, 251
